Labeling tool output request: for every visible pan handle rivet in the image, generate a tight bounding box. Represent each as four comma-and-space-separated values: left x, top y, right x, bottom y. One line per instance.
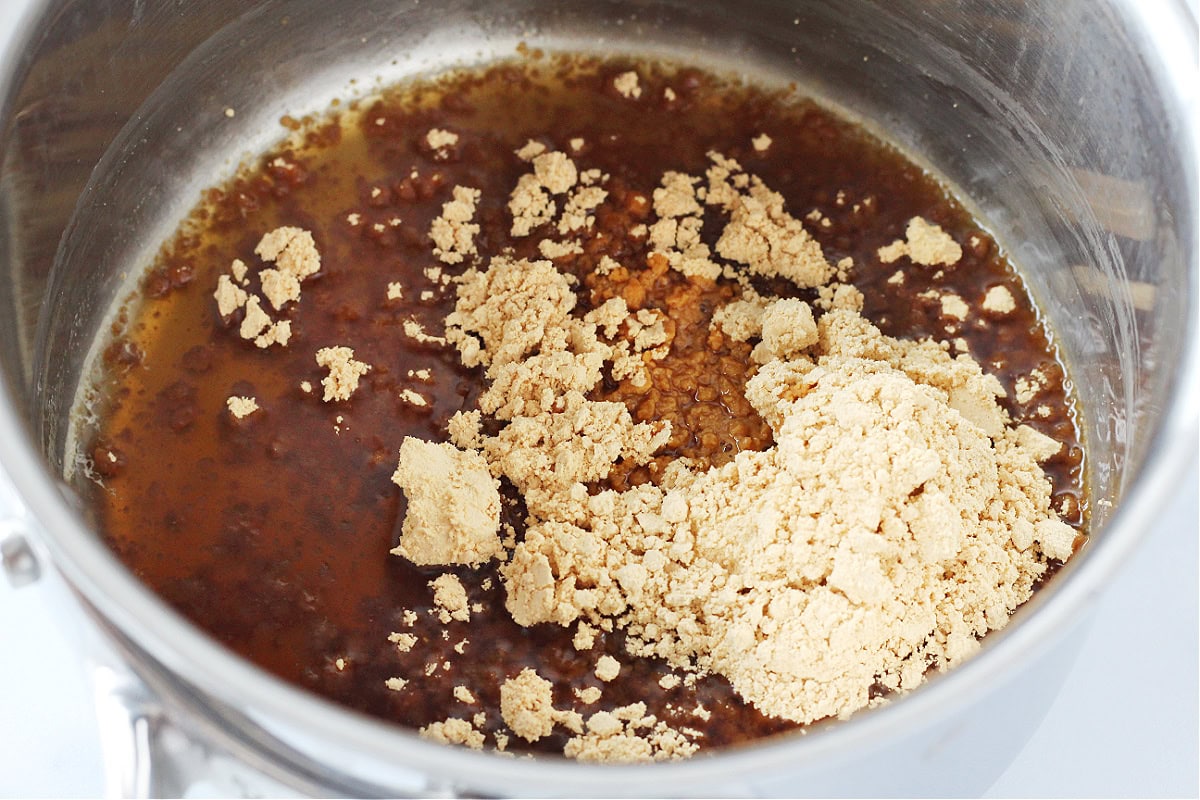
1, 529, 41, 588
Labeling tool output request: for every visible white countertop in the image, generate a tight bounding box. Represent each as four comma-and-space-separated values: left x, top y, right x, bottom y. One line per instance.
1, 2, 1197, 797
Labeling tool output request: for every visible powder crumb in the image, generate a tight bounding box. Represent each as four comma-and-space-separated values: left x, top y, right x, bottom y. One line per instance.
709, 155, 834, 287
253, 319, 291, 349
558, 185, 608, 234
430, 185, 481, 264
573, 622, 598, 651
402, 319, 448, 346
390, 437, 503, 567
453, 685, 477, 704
399, 388, 429, 407
388, 632, 418, 653
711, 298, 767, 342
877, 216, 963, 267
260, 268, 301, 311
214, 275, 248, 317
255, 226, 321, 280
594, 655, 621, 682
500, 668, 557, 742
387, 282, 404, 300
753, 297, 818, 363
300, 380, 313, 394
454, 639, 469, 654
887, 270, 905, 285
613, 70, 642, 99
939, 293, 970, 321
420, 718, 485, 751
515, 139, 546, 161
663, 86, 677, 101
385, 677, 409, 692
335, 657, 347, 671
575, 686, 603, 704
1015, 369, 1048, 404
315, 346, 371, 402
447, 409, 484, 450
430, 574, 472, 623
570, 137, 585, 151
983, 285, 1016, 314
659, 674, 681, 690
538, 238, 584, 259
226, 396, 259, 419
533, 151, 578, 195
564, 705, 698, 763
239, 294, 271, 339
751, 133, 772, 152
426, 127, 459, 150
508, 174, 555, 237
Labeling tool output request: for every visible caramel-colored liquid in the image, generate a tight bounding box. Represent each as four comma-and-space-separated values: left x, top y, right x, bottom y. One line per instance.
85, 56, 1084, 752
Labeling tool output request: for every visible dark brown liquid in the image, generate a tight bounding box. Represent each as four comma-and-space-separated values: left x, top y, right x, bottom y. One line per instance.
85, 56, 1084, 753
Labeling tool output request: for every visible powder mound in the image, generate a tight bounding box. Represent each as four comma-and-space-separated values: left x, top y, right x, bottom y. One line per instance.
390, 438, 502, 567
496, 305, 1072, 725
392, 140, 1077, 754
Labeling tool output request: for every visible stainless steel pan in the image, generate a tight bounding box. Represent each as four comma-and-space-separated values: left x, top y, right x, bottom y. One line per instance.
1, 1, 1196, 795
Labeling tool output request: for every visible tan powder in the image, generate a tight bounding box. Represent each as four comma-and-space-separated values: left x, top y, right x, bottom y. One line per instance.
225, 396, 259, 419
563, 703, 699, 763
430, 185, 481, 265
431, 574, 471, 623
500, 668, 555, 741
420, 718, 485, 750
314, 346, 371, 402
878, 216, 964, 267
983, 285, 1017, 314
380, 132, 1078, 760
595, 655, 621, 682
390, 438, 502, 567
613, 71, 642, 99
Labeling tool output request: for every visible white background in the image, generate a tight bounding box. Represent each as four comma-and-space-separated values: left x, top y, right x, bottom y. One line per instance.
1, 1, 1197, 796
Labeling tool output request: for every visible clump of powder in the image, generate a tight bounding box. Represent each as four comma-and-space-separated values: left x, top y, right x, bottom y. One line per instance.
878, 216, 963, 267
213, 226, 321, 348
390, 438, 502, 567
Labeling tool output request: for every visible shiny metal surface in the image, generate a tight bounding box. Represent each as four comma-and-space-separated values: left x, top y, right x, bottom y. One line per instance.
1, 0, 1197, 796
